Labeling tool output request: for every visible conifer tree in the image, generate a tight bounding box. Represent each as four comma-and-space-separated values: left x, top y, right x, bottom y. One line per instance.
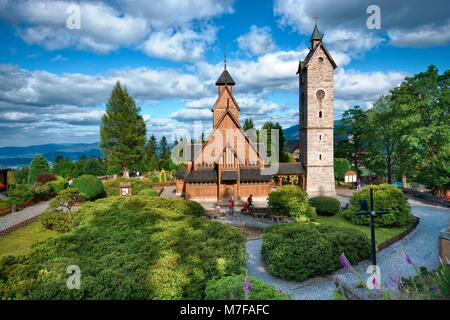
100, 82, 146, 178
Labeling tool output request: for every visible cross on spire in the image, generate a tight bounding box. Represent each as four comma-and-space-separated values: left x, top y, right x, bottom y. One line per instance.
224, 43, 227, 70
313, 15, 319, 25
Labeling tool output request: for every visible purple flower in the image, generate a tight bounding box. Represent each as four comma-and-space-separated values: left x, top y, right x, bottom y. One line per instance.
432, 284, 441, 296
243, 272, 252, 294
339, 255, 349, 271
405, 254, 413, 265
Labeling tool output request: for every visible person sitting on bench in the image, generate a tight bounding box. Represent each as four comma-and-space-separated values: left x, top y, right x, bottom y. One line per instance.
240, 202, 249, 215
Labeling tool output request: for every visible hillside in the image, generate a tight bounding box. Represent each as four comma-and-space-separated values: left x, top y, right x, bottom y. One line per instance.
0, 143, 102, 168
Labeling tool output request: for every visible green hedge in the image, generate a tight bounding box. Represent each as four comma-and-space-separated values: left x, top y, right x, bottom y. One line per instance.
268, 186, 316, 222
309, 196, 341, 216
103, 178, 153, 197
137, 189, 159, 197
40, 210, 74, 232
205, 275, 290, 300
344, 184, 412, 227
72, 175, 105, 200
262, 223, 370, 281
0, 196, 245, 299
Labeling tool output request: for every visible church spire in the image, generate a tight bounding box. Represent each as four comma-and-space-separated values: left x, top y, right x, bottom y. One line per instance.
311, 16, 323, 49
215, 47, 235, 88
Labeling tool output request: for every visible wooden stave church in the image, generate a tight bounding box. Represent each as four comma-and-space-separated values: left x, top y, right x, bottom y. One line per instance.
175, 65, 304, 202
176, 23, 337, 202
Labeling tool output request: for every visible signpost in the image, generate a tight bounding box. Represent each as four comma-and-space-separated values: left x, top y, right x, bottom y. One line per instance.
356, 188, 390, 266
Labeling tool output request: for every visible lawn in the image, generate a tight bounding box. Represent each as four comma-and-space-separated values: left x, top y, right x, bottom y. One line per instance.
0, 220, 58, 259
315, 212, 410, 248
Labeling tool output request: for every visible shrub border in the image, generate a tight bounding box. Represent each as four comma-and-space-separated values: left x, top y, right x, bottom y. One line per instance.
377, 215, 420, 251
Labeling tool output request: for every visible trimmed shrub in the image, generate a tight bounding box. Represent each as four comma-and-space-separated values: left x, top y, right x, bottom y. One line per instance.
309, 196, 341, 216
103, 178, 153, 197
40, 210, 74, 232
344, 184, 412, 227
36, 172, 56, 184
137, 189, 159, 197
0, 196, 244, 299
72, 174, 105, 200
205, 275, 290, 300
6, 184, 34, 205
29, 183, 53, 201
49, 189, 86, 212
262, 223, 370, 281
268, 185, 316, 222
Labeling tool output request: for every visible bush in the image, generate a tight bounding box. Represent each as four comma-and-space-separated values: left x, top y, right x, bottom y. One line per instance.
103, 178, 153, 197
0, 196, 244, 299
36, 172, 56, 184
309, 196, 341, 216
205, 275, 290, 300
47, 176, 66, 193
49, 189, 86, 212
137, 189, 159, 197
344, 184, 413, 227
40, 210, 74, 232
5, 184, 34, 205
268, 186, 316, 222
72, 175, 105, 200
262, 223, 370, 281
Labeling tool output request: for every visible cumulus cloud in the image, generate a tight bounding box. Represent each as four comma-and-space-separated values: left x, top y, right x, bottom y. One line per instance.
274, 0, 450, 48
237, 25, 276, 55
0, 0, 235, 59
141, 27, 216, 62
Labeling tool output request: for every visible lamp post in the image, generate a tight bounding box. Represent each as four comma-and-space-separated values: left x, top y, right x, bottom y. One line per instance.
356, 188, 390, 266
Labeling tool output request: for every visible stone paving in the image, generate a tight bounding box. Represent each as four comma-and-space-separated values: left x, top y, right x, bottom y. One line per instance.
245, 198, 450, 300
159, 185, 179, 198
0, 201, 50, 232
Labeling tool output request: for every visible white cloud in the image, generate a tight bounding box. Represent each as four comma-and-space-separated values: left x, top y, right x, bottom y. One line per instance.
237, 25, 276, 55
140, 27, 216, 62
170, 108, 212, 122
273, 0, 450, 48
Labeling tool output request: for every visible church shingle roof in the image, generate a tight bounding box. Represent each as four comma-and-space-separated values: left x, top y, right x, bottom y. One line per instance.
184, 167, 217, 183
215, 69, 235, 86
240, 167, 273, 182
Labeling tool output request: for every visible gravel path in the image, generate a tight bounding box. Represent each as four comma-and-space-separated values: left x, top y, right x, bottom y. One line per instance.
0, 201, 50, 232
246, 198, 450, 300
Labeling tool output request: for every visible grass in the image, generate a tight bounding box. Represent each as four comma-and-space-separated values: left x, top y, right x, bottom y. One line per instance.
315, 212, 410, 248
0, 220, 58, 259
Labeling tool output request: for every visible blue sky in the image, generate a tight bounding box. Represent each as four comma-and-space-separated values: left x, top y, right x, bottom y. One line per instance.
0, 0, 449, 147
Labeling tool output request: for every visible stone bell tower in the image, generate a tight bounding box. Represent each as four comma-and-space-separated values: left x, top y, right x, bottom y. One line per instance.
297, 22, 337, 197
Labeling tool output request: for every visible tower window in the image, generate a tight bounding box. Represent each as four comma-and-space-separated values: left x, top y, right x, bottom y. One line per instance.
319, 134, 322, 141
319, 111, 323, 118
318, 57, 324, 64
319, 154, 322, 160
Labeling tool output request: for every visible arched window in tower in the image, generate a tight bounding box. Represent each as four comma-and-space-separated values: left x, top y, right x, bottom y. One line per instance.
319, 154, 322, 160
319, 111, 323, 118
319, 134, 322, 141
318, 57, 324, 64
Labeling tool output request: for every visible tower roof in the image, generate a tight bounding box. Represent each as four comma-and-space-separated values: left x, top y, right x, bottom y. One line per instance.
311, 24, 322, 41
215, 69, 235, 86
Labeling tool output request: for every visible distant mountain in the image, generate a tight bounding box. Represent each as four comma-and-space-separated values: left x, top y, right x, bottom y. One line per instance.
0, 143, 102, 168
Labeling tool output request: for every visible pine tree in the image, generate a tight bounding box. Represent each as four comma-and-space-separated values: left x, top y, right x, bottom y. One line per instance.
100, 82, 146, 178
243, 118, 255, 131
144, 135, 158, 162
159, 136, 170, 162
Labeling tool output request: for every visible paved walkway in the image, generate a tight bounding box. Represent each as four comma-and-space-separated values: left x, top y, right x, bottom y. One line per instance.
246, 198, 450, 299
159, 186, 179, 198
0, 201, 50, 232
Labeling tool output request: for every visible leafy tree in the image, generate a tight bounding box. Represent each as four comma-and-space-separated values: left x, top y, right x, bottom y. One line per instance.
28, 155, 50, 183
15, 167, 29, 184
390, 65, 450, 192
336, 106, 368, 175
243, 118, 255, 131
7, 170, 16, 188
334, 158, 352, 182
100, 82, 146, 178
53, 156, 74, 178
